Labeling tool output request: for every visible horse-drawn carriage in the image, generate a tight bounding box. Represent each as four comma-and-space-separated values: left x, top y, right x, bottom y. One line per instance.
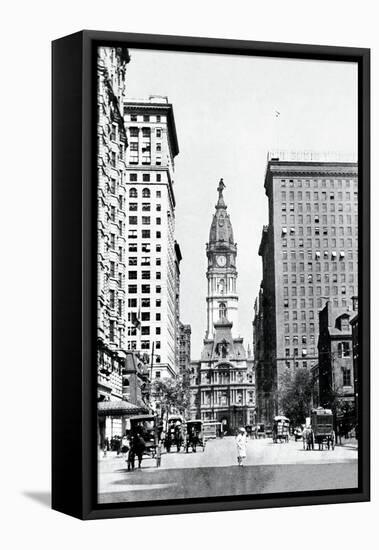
185, 419, 205, 452
165, 415, 184, 452
129, 414, 162, 461
272, 416, 290, 443
310, 407, 335, 450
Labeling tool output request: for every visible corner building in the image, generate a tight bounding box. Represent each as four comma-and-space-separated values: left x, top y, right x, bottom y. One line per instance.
190, 181, 256, 432
97, 46, 130, 411
123, 97, 180, 379
254, 155, 358, 424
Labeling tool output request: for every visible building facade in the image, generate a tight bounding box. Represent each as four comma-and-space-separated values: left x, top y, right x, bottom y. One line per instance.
189, 181, 256, 431
122, 97, 180, 379
253, 155, 358, 424
97, 46, 130, 419
179, 323, 192, 377
318, 302, 355, 422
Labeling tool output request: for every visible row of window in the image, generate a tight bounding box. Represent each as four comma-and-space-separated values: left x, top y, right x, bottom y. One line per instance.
284, 283, 354, 297
129, 203, 161, 212
127, 339, 161, 352
282, 202, 357, 216
279, 178, 357, 189
128, 284, 161, 294
283, 249, 355, 261
282, 215, 358, 231
129, 187, 161, 198
128, 270, 161, 280
281, 190, 357, 201
283, 273, 355, 284
128, 257, 161, 266
128, 244, 162, 252
128, 229, 162, 239
283, 297, 351, 311
128, 126, 162, 137
127, 298, 161, 308
128, 216, 161, 225
129, 173, 162, 184
283, 261, 355, 273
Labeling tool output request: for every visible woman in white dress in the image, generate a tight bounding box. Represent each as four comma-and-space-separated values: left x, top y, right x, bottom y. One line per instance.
236, 427, 248, 466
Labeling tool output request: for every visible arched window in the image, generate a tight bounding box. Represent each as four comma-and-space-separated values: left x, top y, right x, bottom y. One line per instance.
129, 187, 137, 198
219, 302, 226, 319
142, 188, 151, 198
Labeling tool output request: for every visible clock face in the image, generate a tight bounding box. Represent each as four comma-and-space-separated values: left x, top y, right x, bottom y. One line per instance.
216, 255, 227, 267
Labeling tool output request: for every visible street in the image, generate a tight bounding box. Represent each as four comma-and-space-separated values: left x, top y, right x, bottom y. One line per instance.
98, 436, 358, 503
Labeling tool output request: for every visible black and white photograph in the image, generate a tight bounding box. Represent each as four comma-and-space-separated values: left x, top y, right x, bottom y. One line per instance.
96, 44, 361, 505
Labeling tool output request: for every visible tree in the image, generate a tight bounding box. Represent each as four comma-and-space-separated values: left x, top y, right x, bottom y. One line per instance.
151, 376, 190, 419
278, 368, 313, 426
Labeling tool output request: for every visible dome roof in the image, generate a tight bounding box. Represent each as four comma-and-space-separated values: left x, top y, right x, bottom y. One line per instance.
209, 179, 234, 245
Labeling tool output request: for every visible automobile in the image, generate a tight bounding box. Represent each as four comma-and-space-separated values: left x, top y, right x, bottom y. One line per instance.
293, 426, 303, 441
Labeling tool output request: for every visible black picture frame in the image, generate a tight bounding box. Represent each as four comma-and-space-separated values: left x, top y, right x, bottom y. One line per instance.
52, 30, 370, 520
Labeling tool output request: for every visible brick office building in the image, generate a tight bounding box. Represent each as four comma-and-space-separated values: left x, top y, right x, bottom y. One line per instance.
253, 154, 358, 424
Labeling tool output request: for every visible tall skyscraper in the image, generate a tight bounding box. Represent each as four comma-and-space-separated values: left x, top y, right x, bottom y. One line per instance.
123, 96, 180, 379
253, 154, 358, 424
189, 181, 255, 431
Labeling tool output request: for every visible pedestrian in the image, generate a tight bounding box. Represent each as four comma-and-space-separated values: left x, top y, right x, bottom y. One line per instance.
127, 435, 136, 471
156, 439, 162, 468
236, 427, 248, 466
134, 432, 146, 469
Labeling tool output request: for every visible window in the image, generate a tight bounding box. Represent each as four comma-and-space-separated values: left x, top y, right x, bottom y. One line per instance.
342, 368, 351, 386
129, 203, 137, 211
156, 327, 161, 335
128, 298, 137, 307
142, 127, 150, 137
156, 128, 161, 138
141, 284, 150, 294
156, 285, 161, 294
142, 188, 151, 198
156, 313, 161, 321
142, 230, 150, 238
128, 229, 137, 239
142, 271, 150, 279
156, 190, 161, 198
142, 203, 151, 211
129, 187, 137, 198
156, 272, 161, 280
141, 298, 150, 307
142, 174, 150, 182
129, 127, 139, 137
128, 271, 137, 279
156, 174, 162, 182
142, 216, 150, 225
129, 243, 137, 252
109, 290, 115, 309
129, 216, 137, 225
109, 321, 115, 342
156, 299, 161, 307
109, 261, 115, 277
156, 217, 161, 225
141, 312, 150, 321
128, 257, 137, 266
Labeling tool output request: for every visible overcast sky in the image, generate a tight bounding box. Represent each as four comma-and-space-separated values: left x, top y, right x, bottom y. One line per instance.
125, 48, 358, 356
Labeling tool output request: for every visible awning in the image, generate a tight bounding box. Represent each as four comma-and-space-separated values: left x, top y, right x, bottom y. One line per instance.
97, 400, 149, 417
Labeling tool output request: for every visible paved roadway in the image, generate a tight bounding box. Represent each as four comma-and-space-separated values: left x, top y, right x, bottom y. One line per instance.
98, 436, 358, 504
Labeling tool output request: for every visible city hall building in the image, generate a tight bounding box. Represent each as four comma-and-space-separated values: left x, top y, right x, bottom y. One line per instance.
189, 181, 256, 432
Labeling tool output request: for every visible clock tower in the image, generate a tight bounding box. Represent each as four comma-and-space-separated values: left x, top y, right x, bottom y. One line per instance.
206, 179, 239, 338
